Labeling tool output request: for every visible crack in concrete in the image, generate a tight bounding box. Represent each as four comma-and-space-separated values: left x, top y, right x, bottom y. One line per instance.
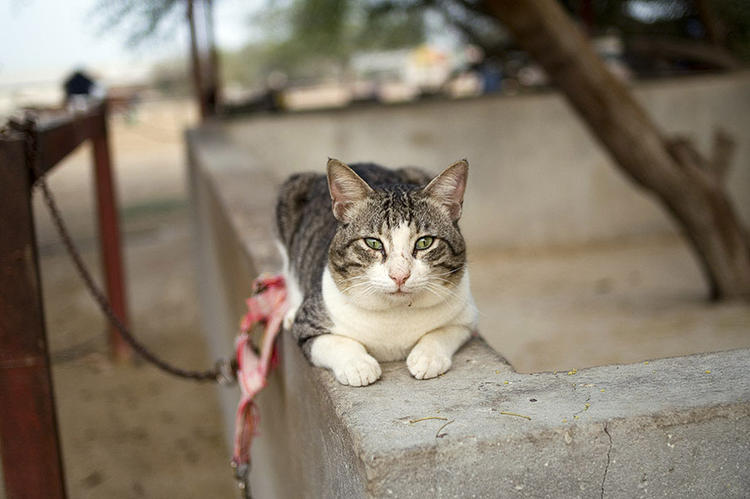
601, 422, 613, 499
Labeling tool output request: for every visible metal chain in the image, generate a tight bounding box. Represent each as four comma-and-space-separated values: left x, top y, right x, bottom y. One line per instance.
232, 461, 252, 499
22, 116, 236, 385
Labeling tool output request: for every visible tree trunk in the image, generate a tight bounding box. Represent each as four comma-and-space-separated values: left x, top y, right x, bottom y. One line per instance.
484, 0, 750, 300
187, 0, 208, 120
203, 0, 221, 116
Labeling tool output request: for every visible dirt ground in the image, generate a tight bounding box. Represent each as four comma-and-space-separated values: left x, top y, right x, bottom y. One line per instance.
29, 99, 236, 498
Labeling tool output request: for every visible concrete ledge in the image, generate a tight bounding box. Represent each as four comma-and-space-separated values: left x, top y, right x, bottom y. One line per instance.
188, 118, 750, 498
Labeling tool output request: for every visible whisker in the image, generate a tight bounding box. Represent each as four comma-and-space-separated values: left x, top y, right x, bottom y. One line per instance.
431, 266, 466, 277
423, 282, 487, 318
340, 280, 374, 293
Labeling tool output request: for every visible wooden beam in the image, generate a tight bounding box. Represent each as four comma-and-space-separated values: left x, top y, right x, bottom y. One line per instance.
0, 136, 67, 499
33, 106, 105, 177
90, 108, 132, 361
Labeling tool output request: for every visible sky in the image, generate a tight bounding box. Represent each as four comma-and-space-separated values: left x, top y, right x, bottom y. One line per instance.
0, 0, 255, 87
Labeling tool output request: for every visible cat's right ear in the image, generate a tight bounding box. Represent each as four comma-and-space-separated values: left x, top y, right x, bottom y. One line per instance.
423, 159, 468, 221
327, 159, 373, 222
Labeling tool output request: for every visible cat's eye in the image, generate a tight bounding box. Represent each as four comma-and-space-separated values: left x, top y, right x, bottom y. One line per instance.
364, 238, 383, 251
415, 236, 434, 250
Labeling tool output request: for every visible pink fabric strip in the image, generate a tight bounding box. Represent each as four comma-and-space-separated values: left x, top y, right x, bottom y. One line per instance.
232, 275, 287, 467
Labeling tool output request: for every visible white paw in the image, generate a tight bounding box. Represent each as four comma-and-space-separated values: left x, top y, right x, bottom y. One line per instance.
333, 354, 382, 387
407, 344, 452, 380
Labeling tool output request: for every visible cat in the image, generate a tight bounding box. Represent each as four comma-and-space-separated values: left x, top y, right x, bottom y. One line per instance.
275, 158, 477, 386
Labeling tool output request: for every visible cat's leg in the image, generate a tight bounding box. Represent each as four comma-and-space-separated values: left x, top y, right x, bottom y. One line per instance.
282, 270, 303, 330
309, 334, 382, 387
276, 240, 302, 329
292, 296, 381, 386
407, 325, 471, 380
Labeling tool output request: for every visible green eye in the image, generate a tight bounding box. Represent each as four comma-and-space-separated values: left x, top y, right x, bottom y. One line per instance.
364, 238, 383, 250
415, 236, 434, 250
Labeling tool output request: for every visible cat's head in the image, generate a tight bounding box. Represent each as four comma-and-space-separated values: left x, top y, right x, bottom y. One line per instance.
327, 158, 468, 310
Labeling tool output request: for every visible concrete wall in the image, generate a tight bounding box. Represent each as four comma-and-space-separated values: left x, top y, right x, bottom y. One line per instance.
187, 112, 750, 497
224, 73, 750, 249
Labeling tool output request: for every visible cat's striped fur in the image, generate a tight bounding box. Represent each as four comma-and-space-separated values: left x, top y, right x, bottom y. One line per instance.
276, 159, 477, 386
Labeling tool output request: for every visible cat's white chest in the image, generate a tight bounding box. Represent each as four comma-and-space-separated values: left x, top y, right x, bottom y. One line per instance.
321, 268, 475, 361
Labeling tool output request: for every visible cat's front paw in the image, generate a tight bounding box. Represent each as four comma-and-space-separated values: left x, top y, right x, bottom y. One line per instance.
333, 354, 382, 387
407, 344, 452, 380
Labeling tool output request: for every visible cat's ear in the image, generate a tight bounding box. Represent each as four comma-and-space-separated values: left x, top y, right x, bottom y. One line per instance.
423, 159, 468, 221
327, 158, 373, 222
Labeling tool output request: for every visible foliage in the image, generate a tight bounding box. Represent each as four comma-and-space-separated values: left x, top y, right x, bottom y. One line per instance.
150, 58, 192, 96
93, 0, 184, 47
94, 0, 427, 86
714, 0, 750, 59
438, 0, 750, 60
235, 0, 427, 83
357, 0, 750, 63
94, 0, 750, 90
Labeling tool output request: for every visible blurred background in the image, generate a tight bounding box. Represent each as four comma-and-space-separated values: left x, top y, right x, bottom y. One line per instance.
1, 0, 749, 497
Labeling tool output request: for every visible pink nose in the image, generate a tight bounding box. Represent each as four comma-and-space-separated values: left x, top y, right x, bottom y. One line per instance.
389, 270, 410, 287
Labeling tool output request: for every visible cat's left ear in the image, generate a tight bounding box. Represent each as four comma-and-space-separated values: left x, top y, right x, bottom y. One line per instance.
327, 158, 374, 222
423, 159, 468, 221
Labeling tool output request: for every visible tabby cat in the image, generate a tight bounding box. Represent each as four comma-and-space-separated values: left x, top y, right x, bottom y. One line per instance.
275, 159, 477, 386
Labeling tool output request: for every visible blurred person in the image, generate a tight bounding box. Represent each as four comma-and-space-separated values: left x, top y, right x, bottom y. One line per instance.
63, 69, 105, 112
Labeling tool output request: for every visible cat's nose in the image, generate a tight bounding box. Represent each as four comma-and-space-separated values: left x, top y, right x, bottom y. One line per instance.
389, 270, 410, 287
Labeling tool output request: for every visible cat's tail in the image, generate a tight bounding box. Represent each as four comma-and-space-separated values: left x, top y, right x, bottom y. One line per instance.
275, 172, 321, 250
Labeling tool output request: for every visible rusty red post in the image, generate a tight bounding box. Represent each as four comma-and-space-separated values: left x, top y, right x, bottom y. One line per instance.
0, 135, 67, 498
91, 104, 132, 361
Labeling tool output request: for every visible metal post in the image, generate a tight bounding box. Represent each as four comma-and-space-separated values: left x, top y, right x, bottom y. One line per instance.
0, 135, 67, 499
91, 104, 132, 361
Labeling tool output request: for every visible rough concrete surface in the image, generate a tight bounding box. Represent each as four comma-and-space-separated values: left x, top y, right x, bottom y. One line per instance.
330, 340, 749, 498
253, 331, 750, 499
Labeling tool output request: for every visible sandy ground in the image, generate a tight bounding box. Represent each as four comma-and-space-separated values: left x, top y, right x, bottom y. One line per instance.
29, 99, 236, 498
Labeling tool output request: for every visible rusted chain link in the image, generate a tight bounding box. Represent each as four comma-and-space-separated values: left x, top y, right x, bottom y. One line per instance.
22, 116, 236, 385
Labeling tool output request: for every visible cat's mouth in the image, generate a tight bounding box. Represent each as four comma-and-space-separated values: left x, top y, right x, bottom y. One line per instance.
388, 289, 412, 296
